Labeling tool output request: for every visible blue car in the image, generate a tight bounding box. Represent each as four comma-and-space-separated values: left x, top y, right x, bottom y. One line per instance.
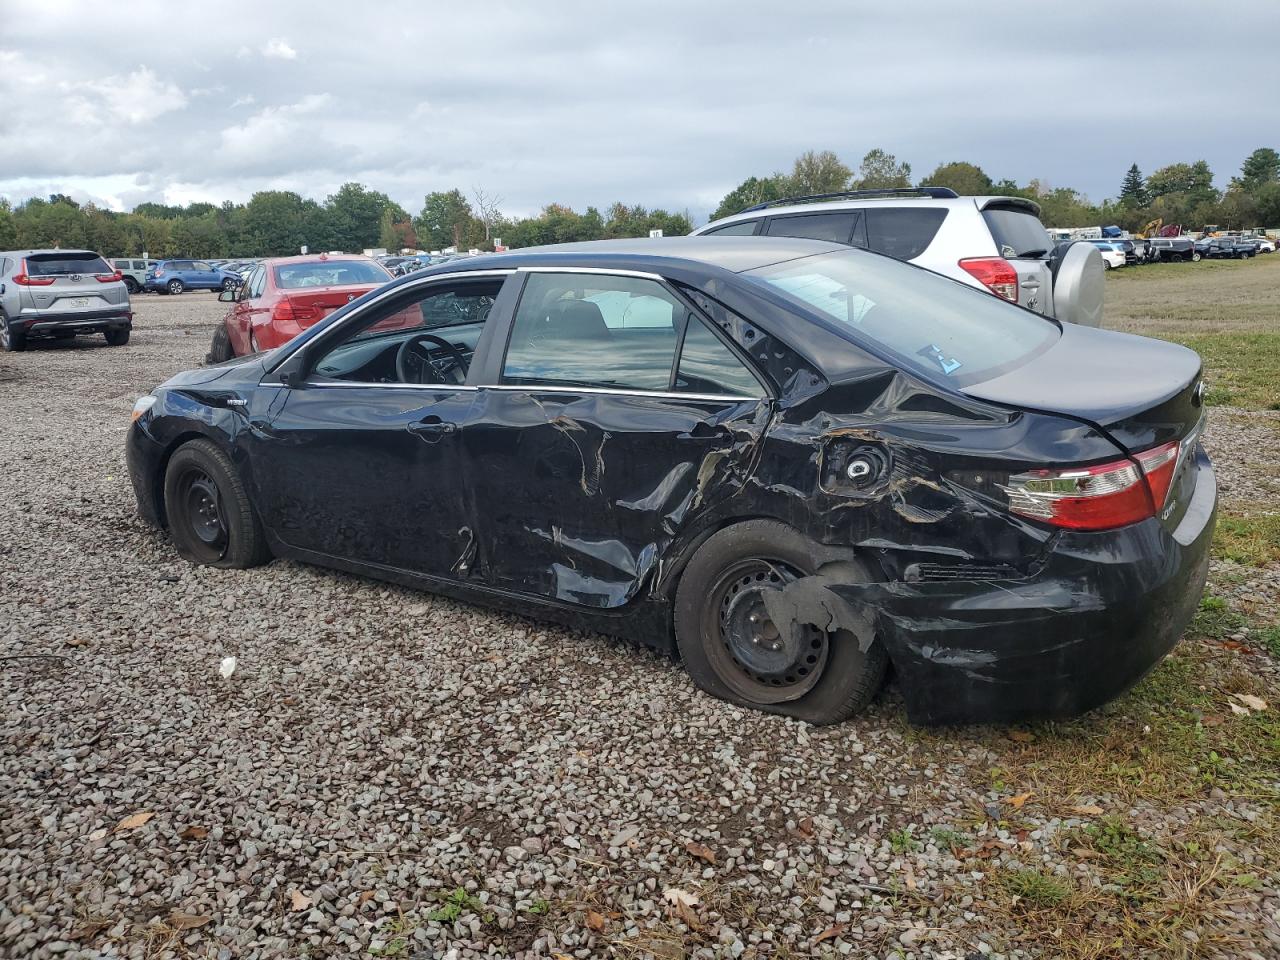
144, 259, 241, 295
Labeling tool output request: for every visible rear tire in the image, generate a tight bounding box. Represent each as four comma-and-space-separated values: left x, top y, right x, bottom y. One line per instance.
674, 520, 888, 725
167, 279, 185, 295
1191, 252, 1202, 262
0, 315, 25, 352
123, 276, 140, 294
104, 328, 130, 346
163, 438, 271, 569
207, 325, 235, 364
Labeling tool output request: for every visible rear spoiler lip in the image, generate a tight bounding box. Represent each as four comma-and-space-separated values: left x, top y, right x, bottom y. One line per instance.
976, 196, 1043, 218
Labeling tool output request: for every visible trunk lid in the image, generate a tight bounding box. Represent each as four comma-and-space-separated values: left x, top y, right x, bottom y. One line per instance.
23, 253, 128, 313
283, 284, 379, 324
962, 323, 1205, 454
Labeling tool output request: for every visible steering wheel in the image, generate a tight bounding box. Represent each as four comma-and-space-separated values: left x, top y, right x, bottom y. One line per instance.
395, 333, 470, 385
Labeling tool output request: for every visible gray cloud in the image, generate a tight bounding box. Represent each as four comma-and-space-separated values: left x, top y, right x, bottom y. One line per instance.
1, 1, 1276, 221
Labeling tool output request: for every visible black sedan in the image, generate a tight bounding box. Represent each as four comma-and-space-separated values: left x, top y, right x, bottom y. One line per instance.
126, 238, 1216, 725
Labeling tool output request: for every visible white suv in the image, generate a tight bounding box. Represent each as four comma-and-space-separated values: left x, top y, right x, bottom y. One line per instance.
692, 188, 1105, 326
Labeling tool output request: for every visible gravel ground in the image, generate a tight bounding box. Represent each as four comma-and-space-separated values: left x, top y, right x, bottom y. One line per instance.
2, 294, 1277, 959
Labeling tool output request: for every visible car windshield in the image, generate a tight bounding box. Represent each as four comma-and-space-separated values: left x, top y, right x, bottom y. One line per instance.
746, 249, 1059, 386
26, 253, 112, 276
274, 260, 391, 289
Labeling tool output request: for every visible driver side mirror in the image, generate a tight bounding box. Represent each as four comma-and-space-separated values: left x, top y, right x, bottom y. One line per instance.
217, 288, 237, 302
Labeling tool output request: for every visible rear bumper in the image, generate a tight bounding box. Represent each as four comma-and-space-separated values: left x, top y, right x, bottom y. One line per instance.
17, 310, 132, 336
831, 448, 1217, 725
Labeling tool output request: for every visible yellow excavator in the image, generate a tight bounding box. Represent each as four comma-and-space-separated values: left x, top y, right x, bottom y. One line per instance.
1137, 218, 1163, 238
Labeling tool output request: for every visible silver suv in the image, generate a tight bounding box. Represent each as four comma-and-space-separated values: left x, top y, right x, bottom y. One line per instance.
692, 188, 1105, 327
0, 249, 132, 351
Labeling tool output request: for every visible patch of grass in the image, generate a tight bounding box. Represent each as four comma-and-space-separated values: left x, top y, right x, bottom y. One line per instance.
1170, 333, 1280, 411
1192, 593, 1246, 639
427, 887, 492, 925
1258, 625, 1280, 658
526, 898, 550, 916
1213, 511, 1280, 566
887, 827, 920, 854
929, 826, 969, 850
1000, 868, 1070, 908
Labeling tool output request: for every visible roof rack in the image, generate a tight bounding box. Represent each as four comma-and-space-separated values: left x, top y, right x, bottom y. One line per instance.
738, 186, 959, 214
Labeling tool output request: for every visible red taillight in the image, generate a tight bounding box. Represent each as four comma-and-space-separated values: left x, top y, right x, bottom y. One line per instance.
958, 257, 1018, 301
12, 260, 55, 286
1000, 440, 1180, 531
272, 300, 318, 325
96, 270, 123, 283
154, 267, 164, 277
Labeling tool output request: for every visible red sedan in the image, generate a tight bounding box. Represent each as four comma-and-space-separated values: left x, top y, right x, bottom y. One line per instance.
207, 255, 395, 361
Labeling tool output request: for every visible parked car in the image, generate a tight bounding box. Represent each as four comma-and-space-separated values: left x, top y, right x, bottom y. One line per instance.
111, 258, 159, 294
207, 254, 395, 361
0, 249, 132, 351
1148, 238, 1198, 262
691, 187, 1105, 326
1194, 238, 1255, 260
1241, 236, 1275, 254
144, 259, 241, 294
128, 237, 1215, 725
1087, 240, 1127, 270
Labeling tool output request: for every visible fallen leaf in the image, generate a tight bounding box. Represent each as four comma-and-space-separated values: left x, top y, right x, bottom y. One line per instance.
795, 816, 815, 838
179, 825, 209, 840
282, 696, 297, 706
168, 911, 211, 931
662, 887, 699, 908
585, 909, 606, 932
1229, 701, 1250, 716
1235, 693, 1268, 711
290, 889, 312, 911
1070, 805, 1104, 817
357, 891, 376, 907
903, 863, 917, 890
116, 811, 154, 831
1008, 730, 1035, 743
69, 919, 109, 940
553, 954, 574, 960
1006, 791, 1034, 810
813, 922, 848, 944
1070, 846, 1105, 859
684, 840, 717, 865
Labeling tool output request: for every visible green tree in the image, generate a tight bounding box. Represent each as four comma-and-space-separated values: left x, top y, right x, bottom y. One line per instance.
324, 182, 395, 252
920, 161, 992, 195
171, 214, 226, 258
378, 206, 417, 252
1146, 161, 1217, 206
1119, 164, 1148, 208
242, 191, 316, 256
1233, 147, 1280, 191
0, 199, 16, 249
783, 150, 852, 196
603, 202, 692, 238
855, 148, 911, 189
1254, 182, 1280, 226
415, 189, 477, 250
711, 175, 786, 220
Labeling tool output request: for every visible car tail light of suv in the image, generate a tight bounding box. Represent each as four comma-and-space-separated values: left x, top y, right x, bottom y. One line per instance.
998, 440, 1180, 531
95, 270, 124, 283
958, 257, 1018, 301
12, 259, 56, 286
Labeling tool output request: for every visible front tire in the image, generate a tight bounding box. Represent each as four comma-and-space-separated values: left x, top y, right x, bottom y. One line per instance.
1191, 252, 1202, 262
167, 279, 185, 295
674, 520, 888, 725
163, 439, 271, 569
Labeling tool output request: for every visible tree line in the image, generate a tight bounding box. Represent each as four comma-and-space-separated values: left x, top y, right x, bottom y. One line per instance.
1, 147, 1276, 259
713, 147, 1280, 232
0, 183, 693, 259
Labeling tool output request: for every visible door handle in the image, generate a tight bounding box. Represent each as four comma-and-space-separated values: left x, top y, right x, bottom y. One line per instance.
679, 422, 733, 442
407, 416, 457, 440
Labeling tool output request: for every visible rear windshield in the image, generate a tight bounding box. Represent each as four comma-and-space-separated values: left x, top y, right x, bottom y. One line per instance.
274, 260, 391, 289
981, 206, 1052, 259
747, 249, 1059, 387
26, 253, 112, 276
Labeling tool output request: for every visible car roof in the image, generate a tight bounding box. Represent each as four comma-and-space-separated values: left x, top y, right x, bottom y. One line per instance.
259, 254, 378, 267
698, 194, 1042, 231
423, 236, 846, 276
1, 249, 102, 257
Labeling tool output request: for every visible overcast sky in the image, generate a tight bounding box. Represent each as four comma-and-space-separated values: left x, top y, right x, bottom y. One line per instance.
2, 2, 1276, 223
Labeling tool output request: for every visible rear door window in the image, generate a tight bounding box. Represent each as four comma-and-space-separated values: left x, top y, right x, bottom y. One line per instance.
981, 206, 1053, 259
864, 208, 947, 259
675, 317, 765, 397
704, 220, 761, 236
748, 248, 1058, 387
765, 211, 860, 244
503, 273, 684, 391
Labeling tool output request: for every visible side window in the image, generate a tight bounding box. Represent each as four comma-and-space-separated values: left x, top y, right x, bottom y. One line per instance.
112, 259, 128, 269
250, 267, 267, 298
865, 208, 948, 260
704, 219, 761, 236
765, 212, 859, 244
311, 278, 504, 384
193, 261, 213, 272
675, 317, 765, 397
502, 272, 685, 391
173, 260, 193, 271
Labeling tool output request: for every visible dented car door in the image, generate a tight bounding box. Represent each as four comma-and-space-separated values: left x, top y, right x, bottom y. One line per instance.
464, 269, 772, 608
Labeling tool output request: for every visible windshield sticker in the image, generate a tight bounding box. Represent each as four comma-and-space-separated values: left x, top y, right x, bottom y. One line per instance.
918, 343, 962, 375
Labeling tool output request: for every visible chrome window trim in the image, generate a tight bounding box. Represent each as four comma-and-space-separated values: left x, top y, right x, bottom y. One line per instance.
515, 265, 665, 281
303, 380, 756, 404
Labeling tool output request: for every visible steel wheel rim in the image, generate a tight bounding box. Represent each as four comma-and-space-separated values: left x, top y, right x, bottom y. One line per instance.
179, 468, 227, 560
704, 559, 828, 704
